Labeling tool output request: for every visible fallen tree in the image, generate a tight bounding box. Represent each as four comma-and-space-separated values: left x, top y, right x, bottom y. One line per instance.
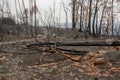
56, 40, 120, 46
26, 40, 120, 55
27, 40, 120, 47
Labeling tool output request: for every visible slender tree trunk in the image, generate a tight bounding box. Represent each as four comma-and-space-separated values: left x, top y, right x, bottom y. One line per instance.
22, 0, 30, 36
111, 0, 114, 36
88, 0, 92, 34
6, 0, 11, 17
72, 0, 76, 29
18, 0, 24, 23
29, 0, 33, 37
59, 5, 62, 28
15, 0, 20, 37
92, 0, 98, 37
117, 25, 120, 36
22, 0, 28, 24
96, 9, 98, 36
34, 0, 37, 37
62, 0, 68, 29
107, 19, 109, 36
1, 0, 4, 19
53, 0, 56, 27
0, 0, 5, 41
66, 13, 68, 29
79, 0, 84, 32
99, 10, 104, 35
99, 0, 108, 35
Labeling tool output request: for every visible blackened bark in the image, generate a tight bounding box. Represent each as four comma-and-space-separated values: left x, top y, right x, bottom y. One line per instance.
92, 0, 98, 37
79, 0, 84, 32
72, 0, 76, 29
111, 0, 114, 35
27, 40, 120, 47
88, 0, 92, 34
99, 0, 108, 35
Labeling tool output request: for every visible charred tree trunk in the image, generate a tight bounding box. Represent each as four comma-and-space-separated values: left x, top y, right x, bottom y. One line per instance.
29, 0, 34, 37
14, 0, 20, 37
62, 0, 68, 29
111, 0, 114, 36
88, 0, 92, 34
0, 0, 5, 41
22, 0, 28, 24
95, 9, 98, 36
34, 0, 37, 37
27, 40, 120, 47
72, 0, 76, 29
79, 0, 84, 32
92, 0, 98, 37
99, 0, 108, 35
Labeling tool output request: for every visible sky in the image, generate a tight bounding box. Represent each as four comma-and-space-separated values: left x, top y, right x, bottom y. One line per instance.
0, 0, 71, 24
0, 0, 71, 23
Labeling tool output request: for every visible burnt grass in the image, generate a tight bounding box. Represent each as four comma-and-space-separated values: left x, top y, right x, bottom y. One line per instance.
0, 28, 120, 80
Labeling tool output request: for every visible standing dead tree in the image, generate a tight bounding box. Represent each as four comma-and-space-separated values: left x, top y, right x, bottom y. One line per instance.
29, 0, 38, 42
0, 0, 5, 41
99, 0, 108, 35
58, 3, 62, 28
22, 0, 28, 25
52, 0, 56, 27
62, 0, 69, 29
71, 0, 76, 29
111, 0, 114, 36
79, 0, 84, 32
33, 0, 38, 38
29, 0, 34, 37
5, 0, 12, 17
87, 0, 92, 34
92, 0, 99, 37
14, 0, 20, 37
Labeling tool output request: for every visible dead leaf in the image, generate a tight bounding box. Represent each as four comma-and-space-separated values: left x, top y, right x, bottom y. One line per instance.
111, 67, 120, 72
103, 73, 109, 77
92, 57, 105, 65
0, 56, 7, 60
87, 71, 100, 76
75, 77, 79, 80
69, 72, 74, 76
83, 56, 89, 60
71, 55, 81, 61
87, 51, 96, 57
74, 62, 80, 66
98, 50, 107, 55
78, 68, 83, 72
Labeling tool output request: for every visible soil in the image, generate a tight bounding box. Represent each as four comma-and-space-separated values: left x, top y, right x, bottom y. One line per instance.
0, 28, 120, 80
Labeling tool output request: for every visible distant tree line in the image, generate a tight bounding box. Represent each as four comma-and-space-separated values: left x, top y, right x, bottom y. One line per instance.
70, 0, 120, 37
0, 0, 120, 41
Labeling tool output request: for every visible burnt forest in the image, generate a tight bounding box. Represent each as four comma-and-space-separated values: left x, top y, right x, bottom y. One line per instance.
0, 0, 120, 80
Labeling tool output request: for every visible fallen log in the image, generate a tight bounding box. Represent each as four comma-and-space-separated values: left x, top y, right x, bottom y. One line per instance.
26, 42, 55, 47
56, 48, 88, 55
56, 40, 120, 46
27, 40, 120, 47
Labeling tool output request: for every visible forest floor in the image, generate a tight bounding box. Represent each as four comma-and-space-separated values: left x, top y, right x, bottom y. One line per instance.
0, 28, 120, 80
